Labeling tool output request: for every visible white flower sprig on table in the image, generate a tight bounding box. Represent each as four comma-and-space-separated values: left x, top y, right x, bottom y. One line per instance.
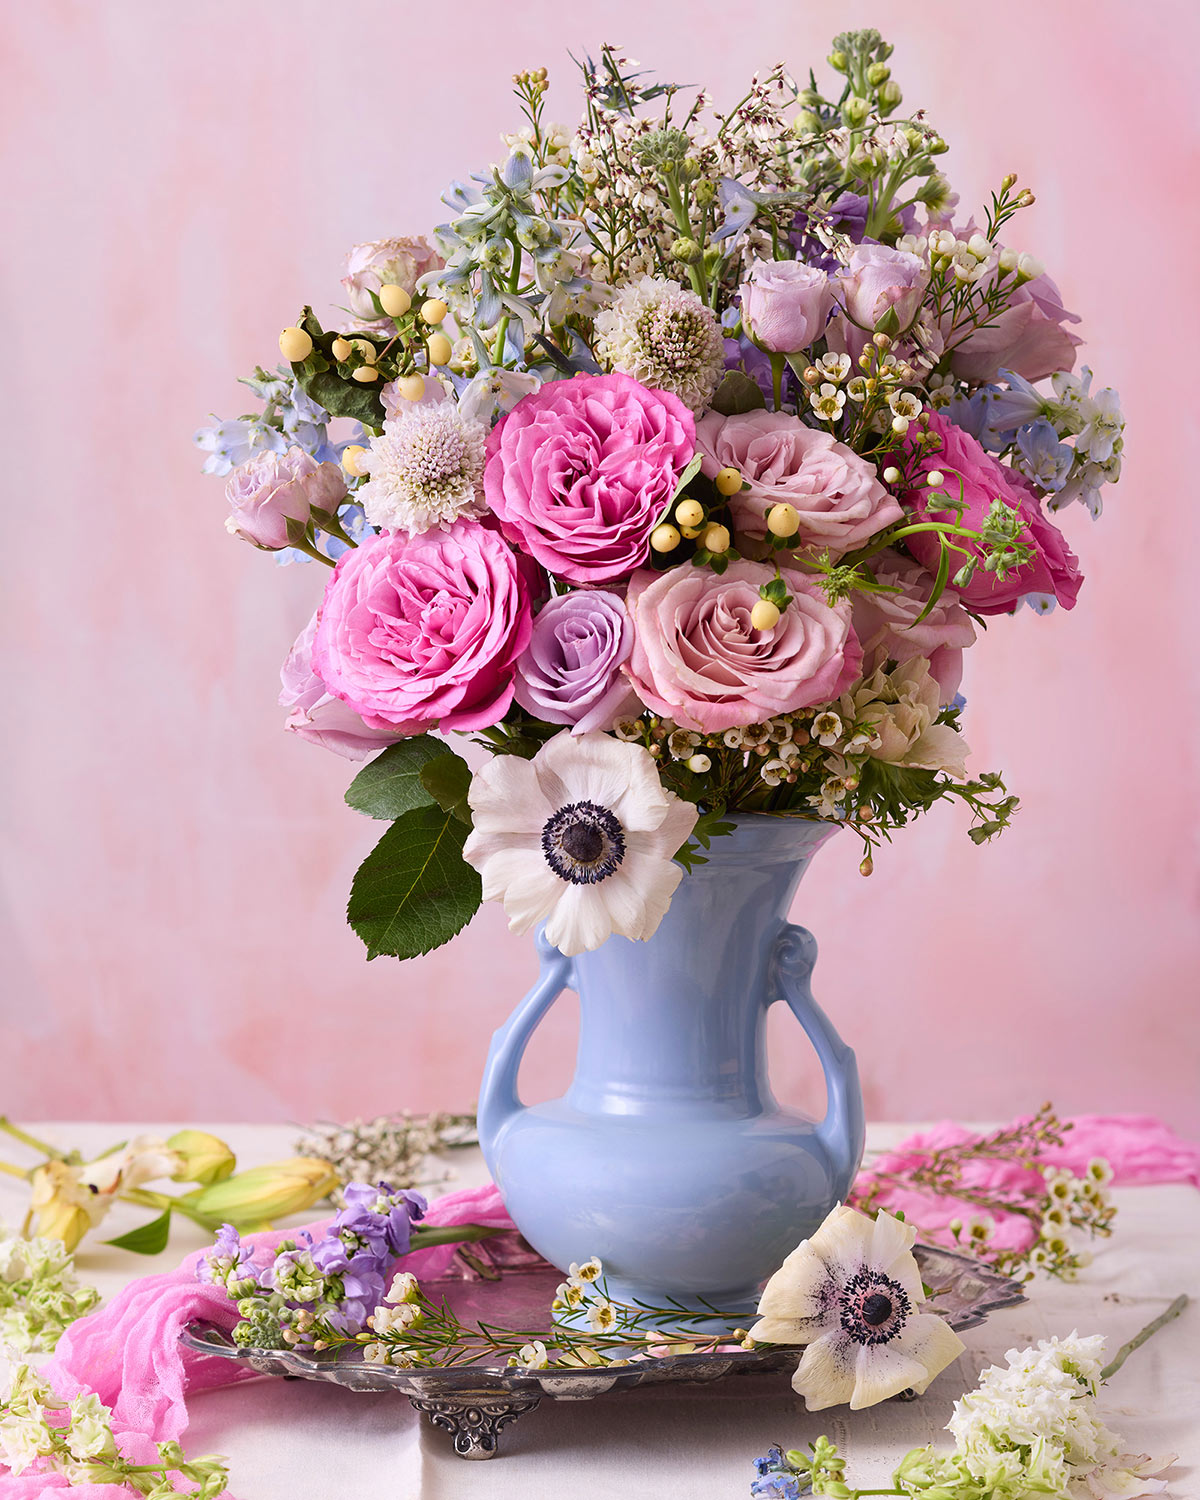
0, 1233, 99, 1354
750, 1204, 965, 1410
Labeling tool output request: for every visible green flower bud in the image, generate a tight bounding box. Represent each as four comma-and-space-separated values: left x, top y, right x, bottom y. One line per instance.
168, 1130, 236, 1187
841, 95, 871, 127
866, 62, 891, 86
827, 50, 848, 72
793, 111, 822, 136
800, 88, 823, 109
929, 136, 949, 155
692, 178, 717, 207
877, 80, 903, 114
189, 1158, 339, 1230
670, 236, 702, 264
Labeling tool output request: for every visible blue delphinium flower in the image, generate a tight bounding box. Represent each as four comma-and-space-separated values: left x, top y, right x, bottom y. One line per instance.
1014, 419, 1073, 492
751, 1448, 806, 1499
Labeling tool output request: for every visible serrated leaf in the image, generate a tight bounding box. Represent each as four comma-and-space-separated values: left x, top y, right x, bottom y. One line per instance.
419, 753, 473, 825
104, 1209, 172, 1255
345, 738, 449, 821
710, 370, 766, 416
348, 805, 482, 960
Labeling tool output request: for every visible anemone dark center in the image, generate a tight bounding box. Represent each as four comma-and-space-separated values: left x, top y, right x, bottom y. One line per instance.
839, 1270, 911, 1345
541, 800, 626, 884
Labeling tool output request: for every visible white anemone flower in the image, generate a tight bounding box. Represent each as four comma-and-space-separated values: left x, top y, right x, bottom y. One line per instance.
462, 731, 698, 956
751, 1204, 965, 1411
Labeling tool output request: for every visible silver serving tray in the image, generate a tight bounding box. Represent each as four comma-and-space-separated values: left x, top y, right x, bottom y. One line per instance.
181, 1233, 1025, 1459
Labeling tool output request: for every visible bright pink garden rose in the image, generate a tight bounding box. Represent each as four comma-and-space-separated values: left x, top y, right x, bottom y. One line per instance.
828, 243, 928, 358
312, 519, 534, 734
224, 446, 347, 550
483, 372, 695, 585
850, 549, 976, 701
279, 612, 405, 760
739, 259, 835, 353
695, 409, 902, 557
949, 272, 1081, 385
903, 412, 1083, 615
623, 560, 863, 733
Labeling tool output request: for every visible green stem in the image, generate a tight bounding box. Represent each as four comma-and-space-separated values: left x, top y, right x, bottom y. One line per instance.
408, 1223, 503, 1251
0, 1117, 68, 1160
1100, 1295, 1188, 1381
120, 1186, 212, 1229
0, 1159, 30, 1179
770, 353, 785, 412
291, 537, 336, 569
490, 234, 525, 370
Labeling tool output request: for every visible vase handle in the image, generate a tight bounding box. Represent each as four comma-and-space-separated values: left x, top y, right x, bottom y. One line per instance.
477, 927, 574, 1158
770, 922, 866, 1205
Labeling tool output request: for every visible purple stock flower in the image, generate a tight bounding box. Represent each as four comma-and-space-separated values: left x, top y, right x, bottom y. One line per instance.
513, 591, 640, 734
335, 1183, 427, 1261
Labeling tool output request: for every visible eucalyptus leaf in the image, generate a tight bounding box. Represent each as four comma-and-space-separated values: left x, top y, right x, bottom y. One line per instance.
348, 804, 482, 961
104, 1209, 172, 1255
345, 738, 449, 821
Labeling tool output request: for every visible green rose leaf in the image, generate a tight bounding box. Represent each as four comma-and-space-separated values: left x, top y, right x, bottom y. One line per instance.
710, 370, 766, 416
292, 307, 386, 427
348, 804, 482, 960
104, 1208, 172, 1256
420, 752, 473, 825
345, 737, 450, 821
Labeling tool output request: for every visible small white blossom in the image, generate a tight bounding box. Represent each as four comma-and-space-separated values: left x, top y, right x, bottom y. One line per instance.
809, 382, 846, 421
816, 352, 852, 382
811, 711, 843, 747
888, 391, 923, 420
358, 403, 487, 536
593, 275, 725, 412
586, 1299, 619, 1334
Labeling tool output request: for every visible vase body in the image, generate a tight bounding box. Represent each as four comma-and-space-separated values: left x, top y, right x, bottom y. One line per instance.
477, 815, 866, 1316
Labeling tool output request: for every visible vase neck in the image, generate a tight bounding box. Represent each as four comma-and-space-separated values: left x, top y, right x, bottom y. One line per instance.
564, 818, 835, 1117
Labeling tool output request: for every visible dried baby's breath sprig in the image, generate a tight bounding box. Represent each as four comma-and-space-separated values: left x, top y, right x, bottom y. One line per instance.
294, 1112, 479, 1201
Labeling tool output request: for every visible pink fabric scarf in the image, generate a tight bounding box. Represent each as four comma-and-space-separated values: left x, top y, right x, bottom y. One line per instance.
3, 1116, 1198, 1496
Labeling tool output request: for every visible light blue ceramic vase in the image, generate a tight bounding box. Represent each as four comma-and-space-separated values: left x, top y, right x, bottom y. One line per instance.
477, 814, 865, 1318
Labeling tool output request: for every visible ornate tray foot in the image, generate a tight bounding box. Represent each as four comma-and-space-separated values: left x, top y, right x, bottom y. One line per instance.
409, 1393, 542, 1459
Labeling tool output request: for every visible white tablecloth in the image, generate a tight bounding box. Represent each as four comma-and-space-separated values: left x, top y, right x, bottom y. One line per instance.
2, 1125, 1197, 1498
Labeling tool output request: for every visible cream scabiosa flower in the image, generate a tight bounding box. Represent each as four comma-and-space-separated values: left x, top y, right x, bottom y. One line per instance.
752, 1204, 965, 1411
462, 731, 698, 955
594, 275, 725, 413
357, 403, 487, 535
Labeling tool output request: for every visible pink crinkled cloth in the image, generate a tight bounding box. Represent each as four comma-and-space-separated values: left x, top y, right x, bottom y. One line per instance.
852, 1113, 1200, 1252
0, 1183, 513, 1499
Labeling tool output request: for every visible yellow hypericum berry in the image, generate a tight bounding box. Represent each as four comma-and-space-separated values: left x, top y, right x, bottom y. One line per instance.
426, 332, 453, 366
750, 599, 781, 631
766, 502, 800, 538
352, 339, 378, 365
715, 466, 743, 496
420, 297, 449, 325
352, 365, 380, 383
393, 373, 426, 402
650, 524, 681, 553
342, 444, 368, 477
378, 283, 412, 318
675, 498, 704, 528
278, 326, 313, 362
703, 523, 731, 554
330, 336, 353, 362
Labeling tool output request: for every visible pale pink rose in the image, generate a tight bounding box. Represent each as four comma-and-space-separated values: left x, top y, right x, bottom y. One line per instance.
624, 560, 863, 734
740, 259, 835, 354
850, 550, 976, 701
224, 446, 347, 550
279, 612, 405, 760
312, 519, 534, 734
341, 236, 443, 331
949, 273, 1082, 384
695, 409, 902, 557
828, 243, 929, 358
903, 412, 1082, 615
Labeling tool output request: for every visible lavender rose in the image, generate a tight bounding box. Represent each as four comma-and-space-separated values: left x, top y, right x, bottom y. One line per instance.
850, 549, 976, 701
949, 273, 1082, 384
279, 612, 405, 760
484, 373, 695, 585
341, 236, 443, 331
312, 519, 534, 734
739, 259, 835, 354
514, 591, 641, 734
624, 560, 863, 734
828, 243, 929, 358
695, 409, 902, 557
224, 446, 347, 550
903, 412, 1082, 615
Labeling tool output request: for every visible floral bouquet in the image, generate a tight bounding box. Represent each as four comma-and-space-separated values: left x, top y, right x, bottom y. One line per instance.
198, 30, 1123, 961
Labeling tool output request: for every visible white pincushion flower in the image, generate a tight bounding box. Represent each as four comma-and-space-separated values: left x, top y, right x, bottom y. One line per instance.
357, 404, 487, 536
462, 731, 699, 956
593, 275, 725, 413
751, 1204, 965, 1411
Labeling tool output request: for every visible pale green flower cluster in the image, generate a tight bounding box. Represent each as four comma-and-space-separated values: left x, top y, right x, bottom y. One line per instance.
0, 1232, 99, 1354
0, 1365, 228, 1497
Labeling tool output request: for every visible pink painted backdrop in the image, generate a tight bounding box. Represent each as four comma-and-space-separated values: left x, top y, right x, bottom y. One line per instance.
3, 1, 1198, 1132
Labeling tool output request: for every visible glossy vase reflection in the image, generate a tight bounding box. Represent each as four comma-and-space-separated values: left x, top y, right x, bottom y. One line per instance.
476, 815, 866, 1316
